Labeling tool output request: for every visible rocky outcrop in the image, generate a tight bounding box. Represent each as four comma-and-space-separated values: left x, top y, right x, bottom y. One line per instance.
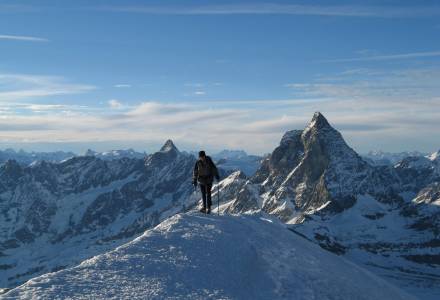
223, 112, 402, 221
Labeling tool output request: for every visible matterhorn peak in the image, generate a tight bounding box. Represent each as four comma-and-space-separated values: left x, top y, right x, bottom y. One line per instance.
160, 139, 179, 153
309, 112, 331, 130
302, 112, 336, 140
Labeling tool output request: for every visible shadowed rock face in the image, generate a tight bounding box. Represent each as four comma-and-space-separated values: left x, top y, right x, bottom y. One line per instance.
239, 112, 378, 219
248, 112, 412, 219
144, 139, 180, 169
0, 160, 24, 192
222, 112, 435, 219
252, 130, 304, 186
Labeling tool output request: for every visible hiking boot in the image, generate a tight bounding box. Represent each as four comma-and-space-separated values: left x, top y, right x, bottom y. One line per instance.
199, 207, 206, 213
206, 207, 211, 214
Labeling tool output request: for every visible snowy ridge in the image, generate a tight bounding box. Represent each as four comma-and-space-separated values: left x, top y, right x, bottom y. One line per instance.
0, 149, 75, 166
2, 213, 414, 300
363, 151, 427, 166
428, 150, 440, 161
84, 148, 146, 160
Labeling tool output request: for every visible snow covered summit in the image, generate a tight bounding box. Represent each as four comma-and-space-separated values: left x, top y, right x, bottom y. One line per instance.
429, 149, 440, 161
160, 139, 179, 153
2, 213, 413, 300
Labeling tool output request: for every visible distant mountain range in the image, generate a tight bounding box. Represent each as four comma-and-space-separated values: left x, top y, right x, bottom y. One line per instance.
0, 148, 262, 177
1, 145, 435, 172
0, 149, 75, 165
1, 113, 439, 299
83, 148, 147, 160
211, 150, 262, 177
362, 150, 429, 166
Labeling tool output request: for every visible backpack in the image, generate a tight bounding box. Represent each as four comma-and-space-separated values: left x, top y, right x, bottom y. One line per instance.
197, 158, 212, 177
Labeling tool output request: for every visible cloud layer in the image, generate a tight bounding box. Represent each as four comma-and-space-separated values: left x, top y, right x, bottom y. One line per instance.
0, 66, 439, 154
321, 50, 440, 63
0, 74, 95, 101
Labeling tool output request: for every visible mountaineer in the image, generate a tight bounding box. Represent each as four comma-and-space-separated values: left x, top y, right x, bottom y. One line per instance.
192, 151, 220, 214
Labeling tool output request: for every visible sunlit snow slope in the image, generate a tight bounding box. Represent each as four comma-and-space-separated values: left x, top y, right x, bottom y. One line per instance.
3, 213, 414, 300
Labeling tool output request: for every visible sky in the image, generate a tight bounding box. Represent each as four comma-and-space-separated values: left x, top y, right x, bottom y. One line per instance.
1, 0, 440, 155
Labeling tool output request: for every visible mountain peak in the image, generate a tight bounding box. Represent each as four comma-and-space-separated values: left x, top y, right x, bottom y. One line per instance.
160, 139, 179, 153
3, 159, 21, 170
309, 112, 331, 129
429, 149, 440, 161
84, 149, 96, 156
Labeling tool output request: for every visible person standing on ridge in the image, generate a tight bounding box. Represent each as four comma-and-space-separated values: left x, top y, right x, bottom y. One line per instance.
193, 151, 220, 214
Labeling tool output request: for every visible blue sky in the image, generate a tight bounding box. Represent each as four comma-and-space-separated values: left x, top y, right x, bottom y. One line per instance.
1, 0, 440, 155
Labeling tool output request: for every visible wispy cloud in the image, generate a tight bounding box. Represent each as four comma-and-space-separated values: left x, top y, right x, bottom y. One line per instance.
98, 4, 440, 18
0, 94, 439, 153
114, 84, 131, 88
0, 34, 48, 42
0, 68, 439, 153
0, 101, 246, 145
0, 74, 95, 101
322, 50, 440, 63
108, 99, 124, 109
286, 68, 440, 100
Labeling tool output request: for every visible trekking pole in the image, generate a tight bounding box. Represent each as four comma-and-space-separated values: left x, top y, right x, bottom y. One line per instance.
205, 184, 208, 213
194, 183, 199, 211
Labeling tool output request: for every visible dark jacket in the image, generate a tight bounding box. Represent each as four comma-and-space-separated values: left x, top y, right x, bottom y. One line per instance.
193, 156, 219, 185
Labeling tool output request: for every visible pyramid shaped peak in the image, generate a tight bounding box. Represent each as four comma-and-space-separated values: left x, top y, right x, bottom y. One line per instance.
311, 112, 330, 127
160, 139, 179, 153
303, 112, 333, 133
